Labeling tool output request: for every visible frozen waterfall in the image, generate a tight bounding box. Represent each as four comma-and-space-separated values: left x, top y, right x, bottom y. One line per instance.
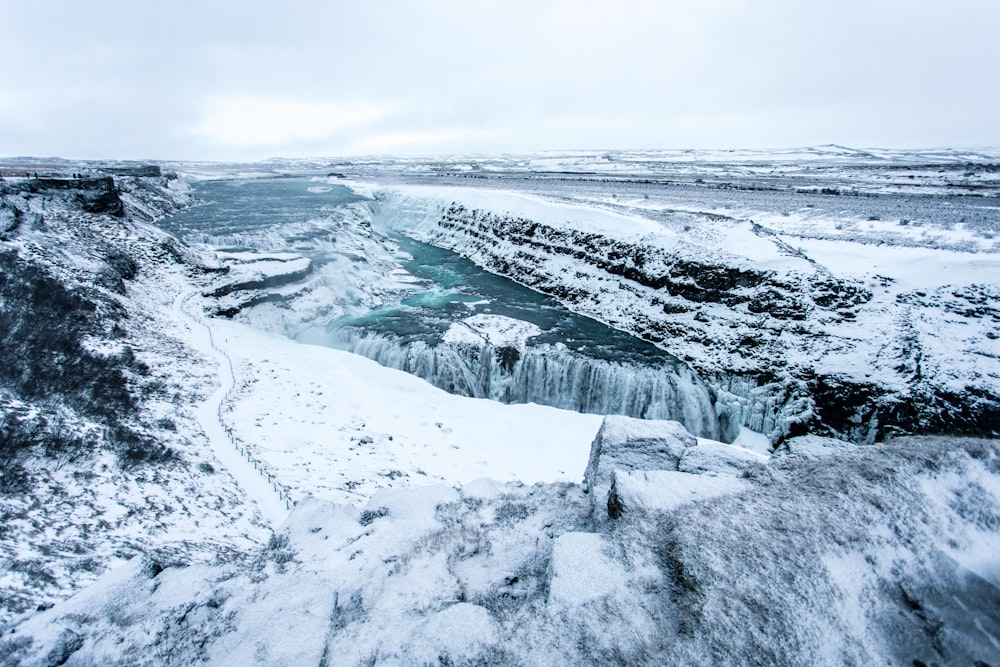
329, 328, 734, 442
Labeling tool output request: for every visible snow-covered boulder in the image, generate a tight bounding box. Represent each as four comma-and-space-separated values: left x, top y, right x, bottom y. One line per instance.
678, 439, 769, 476
583, 418, 769, 520
606, 470, 751, 518
582, 415, 696, 516
770, 434, 857, 465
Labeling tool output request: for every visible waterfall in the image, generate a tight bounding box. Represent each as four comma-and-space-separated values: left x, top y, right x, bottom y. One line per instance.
328, 328, 733, 441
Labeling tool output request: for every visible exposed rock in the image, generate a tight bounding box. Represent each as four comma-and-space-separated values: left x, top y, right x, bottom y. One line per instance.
809, 376, 1000, 443
213, 291, 300, 318
746, 288, 810, 320
205, 259, 313, 298
810, 276, 873, 309
42, 628, 84, 667
100, 165, 162, 178
26, 176, 126, 217
438, 204, 774, 308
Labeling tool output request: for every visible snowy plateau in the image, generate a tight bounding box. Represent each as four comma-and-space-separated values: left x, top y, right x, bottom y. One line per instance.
0, 148, 998, 666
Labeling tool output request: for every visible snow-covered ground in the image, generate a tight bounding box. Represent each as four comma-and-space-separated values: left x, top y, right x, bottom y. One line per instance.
7, 430, 998, 666
0, 171, 274, 623
1, 151, 998, 665
208, 312, 602, 506
0, 165, 606, 626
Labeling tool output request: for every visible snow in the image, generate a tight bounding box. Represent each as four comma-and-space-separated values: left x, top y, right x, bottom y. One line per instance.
7, 427, 1000, 666
441, 313, 541, 351
610, 469, 751, 514
177, 292, 290, 527
209, 314, 603, 506
819, 552, 881, 657
377, 184, 670, 243
548, 532, 627, 605
215, 249, 303, 264
791, 236, 999, 288
717, 220, 808, 268
387, 266, 425, 284
211, 254, 311, 286
729, 426, 772, 454
402, 603, 501, 665
349, 157, 998, 446
772, 435, 858, 463
4, 153, 1000, 665
585, 415, 696, 486
0, 179, 271, 624
683, 439, 769, 475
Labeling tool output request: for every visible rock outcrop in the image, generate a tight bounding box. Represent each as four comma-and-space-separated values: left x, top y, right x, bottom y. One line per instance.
582, 415, 695, 508
582, 415, 767, 521
24, 176, 125, 216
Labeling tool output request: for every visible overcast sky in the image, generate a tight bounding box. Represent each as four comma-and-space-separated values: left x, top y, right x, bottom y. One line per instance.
2, 0, 998, 160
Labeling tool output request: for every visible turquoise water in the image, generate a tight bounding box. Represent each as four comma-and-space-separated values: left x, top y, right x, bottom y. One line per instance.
363, 231, 681, 366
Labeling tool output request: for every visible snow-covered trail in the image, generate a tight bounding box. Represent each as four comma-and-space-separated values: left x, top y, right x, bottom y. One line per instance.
175, 292, 290, 528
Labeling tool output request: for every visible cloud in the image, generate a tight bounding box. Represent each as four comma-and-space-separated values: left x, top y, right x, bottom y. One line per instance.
189, 96, 392, 149
347, 127, 502, 155
2, 0, 999, 158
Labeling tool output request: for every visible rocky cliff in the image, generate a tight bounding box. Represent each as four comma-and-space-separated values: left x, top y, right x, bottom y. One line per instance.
370, 186, 1000, 445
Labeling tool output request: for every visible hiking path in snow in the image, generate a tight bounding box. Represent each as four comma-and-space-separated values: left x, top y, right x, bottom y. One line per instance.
175, 291, 291, 528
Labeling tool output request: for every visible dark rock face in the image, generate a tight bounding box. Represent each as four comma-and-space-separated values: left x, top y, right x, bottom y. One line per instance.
811, 376, 1000, 443
810, 276, 873, 309
205, 263, 313, 298
745, 288, 808, 320
100, 165, 162, 178
440, 204, 772, 308
495, 345, 520, 373
436, 204, 879, 326
29, 176, 125, 217
214, 291, 298, 318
